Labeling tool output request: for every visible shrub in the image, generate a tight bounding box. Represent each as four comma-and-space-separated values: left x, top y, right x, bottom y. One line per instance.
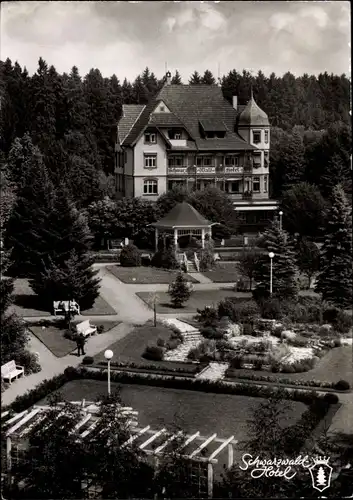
230, 355, 243, 369
200, 326, 224, 340
323, 306, 340, 323
97, 325, 104, 334
281, 364, 296, 374
324, 393, 339, 404
254, 358, 263, 370
151, 249, 179, 270
242, 323, 254, 336
119, 244, 141, 267
199, 242, 215, 271
157, 337, 166, 347
272, 324, 285, 337
82, 356, 94, 365
166, 338, 181, 350
335, 380, 350, 391
187, 347, 200, 361
142, 345, 164, 361
334, 310, 352, 334
333, 338, 342, 347
271, 361, 281, 373
218, 299, 259, 323
259, 298, 282, 320
288, 336, 309, 348
16, 350, 41, 375
196, 306, 218, 326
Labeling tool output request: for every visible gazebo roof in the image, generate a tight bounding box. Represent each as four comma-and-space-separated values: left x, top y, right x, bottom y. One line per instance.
153, 202, 211, 228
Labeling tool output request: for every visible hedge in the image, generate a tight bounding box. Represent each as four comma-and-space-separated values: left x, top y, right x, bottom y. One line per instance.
5, 366, 341, 417
97, 360, 204, 375
224, 371, 350, 391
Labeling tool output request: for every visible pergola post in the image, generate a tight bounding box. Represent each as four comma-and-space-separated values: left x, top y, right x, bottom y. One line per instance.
201, 228, 205, 249
227, 443, 234, 468
174, 228, 178, 250
155, 228, 159, 252
7, 436, 12, 487
207, 463, 213, 498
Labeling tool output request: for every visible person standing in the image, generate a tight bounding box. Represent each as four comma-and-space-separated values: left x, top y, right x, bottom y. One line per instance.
76, 333, 86, 356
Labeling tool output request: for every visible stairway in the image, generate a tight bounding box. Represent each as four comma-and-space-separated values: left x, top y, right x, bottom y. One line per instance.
164, 329, 203, 362
186, 259, 198, 273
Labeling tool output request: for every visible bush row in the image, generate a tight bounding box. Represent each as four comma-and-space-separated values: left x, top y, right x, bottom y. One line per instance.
96, 360, 204, 375
5, 365, 340, 416
224, 371, 350, 391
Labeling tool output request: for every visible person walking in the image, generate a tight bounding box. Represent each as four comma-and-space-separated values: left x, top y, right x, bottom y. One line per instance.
76, 333, 86, 356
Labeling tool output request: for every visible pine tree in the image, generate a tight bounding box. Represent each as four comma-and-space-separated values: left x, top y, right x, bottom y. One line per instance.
171, 70, 182, 84
189, 71, 202, 85
168, 272, 193, 308
253, 220, 299, 301
6, 133, 44, 189
315, 184, 352, 308
201, 69, 216, 85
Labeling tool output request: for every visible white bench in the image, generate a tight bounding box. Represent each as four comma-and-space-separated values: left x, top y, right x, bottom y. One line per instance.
76, 320, 97, 338
1, 360, 24, 384
53, 300, 80, 316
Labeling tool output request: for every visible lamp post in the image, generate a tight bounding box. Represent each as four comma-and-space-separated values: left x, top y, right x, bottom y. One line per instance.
269, 252, 274, 296
279, 211, 283, 231
104, 349, 114, 395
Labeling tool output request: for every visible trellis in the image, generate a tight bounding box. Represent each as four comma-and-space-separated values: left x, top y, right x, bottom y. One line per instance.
2, 401, 238, 498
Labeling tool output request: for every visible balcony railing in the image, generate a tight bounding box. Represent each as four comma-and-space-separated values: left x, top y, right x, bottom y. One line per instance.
167, 165, 251, 175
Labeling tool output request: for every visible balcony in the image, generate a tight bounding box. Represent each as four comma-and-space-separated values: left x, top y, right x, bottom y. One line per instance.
168, 166, 188, 175
169, 139, 187, 147
196, 166, 216, 174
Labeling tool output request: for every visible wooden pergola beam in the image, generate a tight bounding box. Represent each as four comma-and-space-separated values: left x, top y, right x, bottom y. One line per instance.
189, 433, 217, 459
7, 409, 41, 436
139, 428, 166, 450
154, 430, 183, 454
121, 425, 150, 449
208, 436, 235, 460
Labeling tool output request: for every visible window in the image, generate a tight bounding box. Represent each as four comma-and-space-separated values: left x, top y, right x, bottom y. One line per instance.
168, 156, 183, 167
225, 156, 239, 167
160, 106, 165, 112
145, 132, 156, 144
144, 154, 157, 168
174, 133, 181, 140
253, 152, 262, 168
253, 177, 260, 192
230, 180, 240, 193
252, 131, 261, 144
264, 176, 268, 192
264, 130, 269, 144
143, 179, 158, 195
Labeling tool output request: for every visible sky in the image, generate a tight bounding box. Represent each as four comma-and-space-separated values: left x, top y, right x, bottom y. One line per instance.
1, 1, 351, 81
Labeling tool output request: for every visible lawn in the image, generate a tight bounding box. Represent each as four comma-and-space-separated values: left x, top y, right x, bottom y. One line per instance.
40, 379, 306, 462
202, 263, 240, 283
94, 322, 200, 374
107, 265, 199, 284
137, 290, 251, 314
11, 279, 116, 316
30, 321, 121, 358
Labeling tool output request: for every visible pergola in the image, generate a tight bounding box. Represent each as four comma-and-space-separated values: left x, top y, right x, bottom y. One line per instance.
152, 202, 214, 252
2, 401, 238, 498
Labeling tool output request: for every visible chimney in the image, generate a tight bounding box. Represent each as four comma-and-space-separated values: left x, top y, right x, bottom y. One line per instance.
166, 71, 172, 85
232, 96, 238, 110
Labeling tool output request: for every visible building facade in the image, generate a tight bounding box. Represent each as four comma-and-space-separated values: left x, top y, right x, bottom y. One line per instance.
115, 72, 278, 229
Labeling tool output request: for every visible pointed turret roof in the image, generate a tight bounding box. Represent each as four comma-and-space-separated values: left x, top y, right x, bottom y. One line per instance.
152, 202, 211, 228
238, 95, 269, 127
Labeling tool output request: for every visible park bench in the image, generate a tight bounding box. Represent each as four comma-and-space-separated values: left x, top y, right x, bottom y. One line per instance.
53, 300, 80, 316
1, 360, 24, 384
76, 320, 97, 338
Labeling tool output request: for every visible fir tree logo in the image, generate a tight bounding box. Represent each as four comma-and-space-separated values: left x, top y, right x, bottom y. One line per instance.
309, 457, 333, 492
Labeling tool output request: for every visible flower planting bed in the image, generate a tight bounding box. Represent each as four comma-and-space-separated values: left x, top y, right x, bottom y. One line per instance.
107, 265, 199, 284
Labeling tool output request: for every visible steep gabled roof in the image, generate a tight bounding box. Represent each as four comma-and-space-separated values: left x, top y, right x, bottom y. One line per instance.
118, 104, 145, 144
153, 202, 211, 228
121, 84, 256, 150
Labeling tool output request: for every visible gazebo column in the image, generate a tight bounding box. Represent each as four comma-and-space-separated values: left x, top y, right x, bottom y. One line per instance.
155, 228, 159, 252
201, 228, 205, 248
174, 228, 178, 251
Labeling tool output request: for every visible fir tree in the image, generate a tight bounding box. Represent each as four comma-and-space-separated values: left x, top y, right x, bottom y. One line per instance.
168, 272, 193, 308
315, 184, 352, 308
201, 69, 216, 85
171, 70, 182, 84
253, 220, 299, 301
189, 71, 202, 85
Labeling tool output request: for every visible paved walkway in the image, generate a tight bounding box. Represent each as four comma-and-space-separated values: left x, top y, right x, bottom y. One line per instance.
2, 322, 135, 407
188, 272, 213, 284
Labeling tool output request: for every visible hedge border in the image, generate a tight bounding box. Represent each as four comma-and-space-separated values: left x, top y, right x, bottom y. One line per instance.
96, 360, 205, 375
5, 365, 340, 415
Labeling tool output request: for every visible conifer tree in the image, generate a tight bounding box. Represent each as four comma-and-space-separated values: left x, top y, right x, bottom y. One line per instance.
171, 70, 182, 84
201, 69, 216, 85
315, 184, 352, 308
189, 71, 202, 85
168, 272, 193, 308
253, 220, 299, 301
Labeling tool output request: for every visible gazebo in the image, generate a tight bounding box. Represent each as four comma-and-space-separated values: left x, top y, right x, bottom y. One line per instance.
152, 202, 213, 252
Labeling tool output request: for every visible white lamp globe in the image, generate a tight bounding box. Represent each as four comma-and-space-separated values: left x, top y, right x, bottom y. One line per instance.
269, 252, 274, 259
279, 211, 283, 216
104, 349, 114, 361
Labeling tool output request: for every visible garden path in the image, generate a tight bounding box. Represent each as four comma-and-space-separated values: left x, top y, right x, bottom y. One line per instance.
2, 322, 134, 407
188, 272, 213, 284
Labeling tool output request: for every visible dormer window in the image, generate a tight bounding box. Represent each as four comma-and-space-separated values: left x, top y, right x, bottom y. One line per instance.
252, 131, 261, 144
145, 132, 156, 144
168, 129, 182, 140
174, 133, 181, 140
